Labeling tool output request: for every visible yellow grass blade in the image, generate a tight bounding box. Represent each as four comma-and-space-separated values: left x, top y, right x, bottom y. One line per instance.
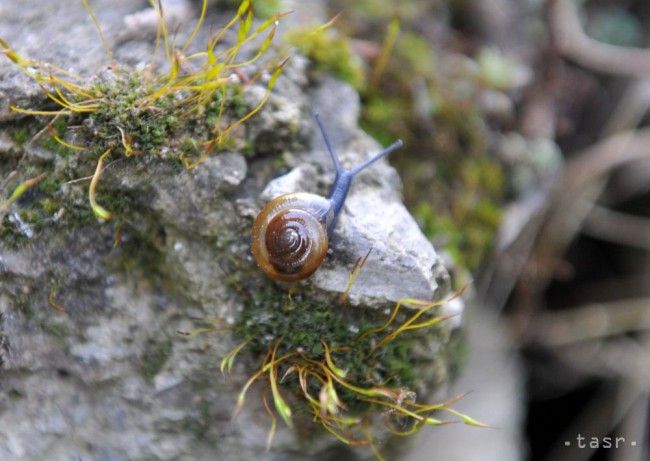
0, 174, 45, 212
81, 0, 113, 62
88, 148, 113, 221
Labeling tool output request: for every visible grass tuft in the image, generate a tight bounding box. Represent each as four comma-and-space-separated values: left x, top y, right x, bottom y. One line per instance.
0, 0, 289, 219
204, 282, 484, 458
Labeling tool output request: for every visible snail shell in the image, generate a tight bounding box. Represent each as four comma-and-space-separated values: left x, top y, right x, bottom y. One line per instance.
251, 192, 334, 282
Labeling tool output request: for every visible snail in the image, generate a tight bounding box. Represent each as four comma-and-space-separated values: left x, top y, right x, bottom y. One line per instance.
251, 113, 403, 282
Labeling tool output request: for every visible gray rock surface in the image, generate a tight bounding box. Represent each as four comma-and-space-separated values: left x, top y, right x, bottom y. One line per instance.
261, 80, 450, 306
0, 0, 132, 119
0, 1, 457, 460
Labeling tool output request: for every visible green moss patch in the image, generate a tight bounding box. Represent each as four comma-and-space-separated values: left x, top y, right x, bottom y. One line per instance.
140, 337, 173, 381
236, 286, 420, 394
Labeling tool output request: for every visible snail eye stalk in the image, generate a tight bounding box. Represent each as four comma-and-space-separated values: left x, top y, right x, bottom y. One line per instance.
349, 139, 403, 176
314, 112, 343, 177
313, 112, 403, 177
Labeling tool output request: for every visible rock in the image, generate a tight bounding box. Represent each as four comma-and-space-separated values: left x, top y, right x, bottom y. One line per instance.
0, 132, 17, 154
0, 1, 458, 460
0, 0, 136, 120
259, 79, 450, 306
121, 0, 194, 43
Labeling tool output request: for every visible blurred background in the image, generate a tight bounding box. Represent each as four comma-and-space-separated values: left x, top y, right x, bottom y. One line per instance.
288, 0, 650, 459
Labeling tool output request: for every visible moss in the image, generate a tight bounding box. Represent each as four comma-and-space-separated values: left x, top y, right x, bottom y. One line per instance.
360, 95, 410, 147
39, 117, 76, 156
395, 32, 436, 76
1, 171, 86, 248
113, 227, 168, 281
273, 154, 289, 174
94, 186, 140, 216
235, 285, 426, 413
50, 117, 69, 136
12, 127, 30, 144
181, 137, 201, 159
415, 203, 463, 264
241, 140, 255, 157
181, 398, 214, 440
415, 196, 502, 273
86, 74, 181, 157
0, 215, 30, 248
285, 26, 366, 90
140, 338, 173, 381
75, 73, 253, 165
0, 76, 248, 245
439, 327, 467, 381
7, 389, 23, 400
363, 78, 505, 274
6, 286, 35, 319
38, 177, 62, 195
228, 85, 248, 118
40, 136, 75, 157
38, 319, 71, 339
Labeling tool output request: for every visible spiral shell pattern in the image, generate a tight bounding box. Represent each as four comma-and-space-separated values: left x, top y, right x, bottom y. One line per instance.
251, 193, 331, 282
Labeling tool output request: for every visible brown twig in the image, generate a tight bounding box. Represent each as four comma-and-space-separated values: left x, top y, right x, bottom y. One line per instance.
537, 127, 650, 277
564, 129, 650, 192
506, 127, 650, 332
549, 0, 650, 77
583, 205, 650, 251
525, 297, 650, 347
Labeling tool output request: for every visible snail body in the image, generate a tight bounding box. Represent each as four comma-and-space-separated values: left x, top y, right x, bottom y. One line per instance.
251, 114, 403, 282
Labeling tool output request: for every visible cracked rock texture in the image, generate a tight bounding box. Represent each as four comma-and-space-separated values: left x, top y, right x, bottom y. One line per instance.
0, 1, 457, 460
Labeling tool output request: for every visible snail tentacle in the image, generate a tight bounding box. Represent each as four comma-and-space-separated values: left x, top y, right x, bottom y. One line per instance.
348, 139, 404, 176
314, 112, 343, 177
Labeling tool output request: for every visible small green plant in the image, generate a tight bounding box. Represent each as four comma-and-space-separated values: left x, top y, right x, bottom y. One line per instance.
1, 0, 286, 221
0, 174, 45, 223
284, 15, 366, 90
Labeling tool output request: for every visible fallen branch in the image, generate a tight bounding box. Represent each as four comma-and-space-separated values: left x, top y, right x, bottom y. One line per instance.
549, 0, 650, 77
583, 204, 650, 251
526, 296, 650, 347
